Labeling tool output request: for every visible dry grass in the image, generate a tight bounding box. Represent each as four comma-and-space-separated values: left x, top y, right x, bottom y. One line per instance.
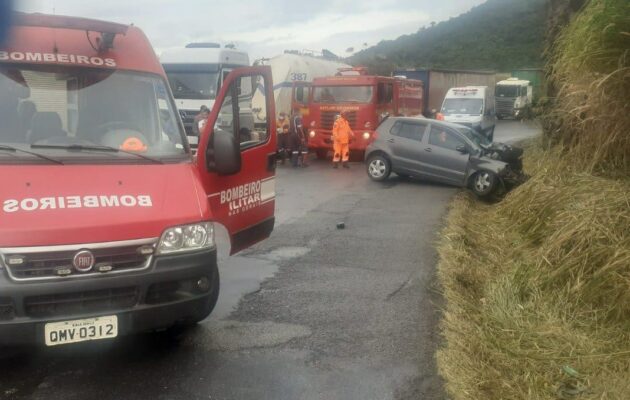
437, 152, 630, 399
544, 0, 630, 174
436, 1, 630, 398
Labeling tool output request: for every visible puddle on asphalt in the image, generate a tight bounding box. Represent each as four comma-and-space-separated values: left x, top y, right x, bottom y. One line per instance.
212, 256, 279, 321
190, 321, 311, 351
210, 247, 311, 321
257, 246, 311, 262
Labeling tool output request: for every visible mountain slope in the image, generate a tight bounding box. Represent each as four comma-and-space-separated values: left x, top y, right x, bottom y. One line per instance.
350, 0, 548, 74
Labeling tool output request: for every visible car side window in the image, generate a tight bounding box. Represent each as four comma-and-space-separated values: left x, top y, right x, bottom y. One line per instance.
429, 126, 465, 151
390, 121, 426, 142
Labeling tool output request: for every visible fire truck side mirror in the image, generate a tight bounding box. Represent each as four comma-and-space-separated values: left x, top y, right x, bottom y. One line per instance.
207, 129, 242, 175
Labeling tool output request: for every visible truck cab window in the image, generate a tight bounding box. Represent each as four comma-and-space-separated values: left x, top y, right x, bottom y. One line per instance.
164, 65, 219, 101
377, 83, 393, 104
295, 86, 305, 104
216, 74, 268, 150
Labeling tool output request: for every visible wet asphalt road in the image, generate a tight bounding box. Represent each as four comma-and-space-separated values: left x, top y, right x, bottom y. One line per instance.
0, 121, 539, 400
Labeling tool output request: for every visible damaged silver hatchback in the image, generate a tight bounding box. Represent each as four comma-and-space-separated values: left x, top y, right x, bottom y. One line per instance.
365, 117, 525, 197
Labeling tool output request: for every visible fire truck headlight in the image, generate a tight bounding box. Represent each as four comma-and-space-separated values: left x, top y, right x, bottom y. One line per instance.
309, 130, 316, 138
363, 132, 371, 140
157, 222, 215, 255
310, 121, 316, 128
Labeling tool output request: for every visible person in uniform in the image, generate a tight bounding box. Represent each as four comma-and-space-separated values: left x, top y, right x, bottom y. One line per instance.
332, 110, 354, 169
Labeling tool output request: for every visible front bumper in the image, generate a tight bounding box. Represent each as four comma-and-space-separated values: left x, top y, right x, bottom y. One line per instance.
0, 248, 217, 345
499, 167, 527, 188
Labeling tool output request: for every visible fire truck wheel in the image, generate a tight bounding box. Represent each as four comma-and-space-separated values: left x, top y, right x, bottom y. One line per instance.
366, 154, 391, 181
316, 149, 328, 160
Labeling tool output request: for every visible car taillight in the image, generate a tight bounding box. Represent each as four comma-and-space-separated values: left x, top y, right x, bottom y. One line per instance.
436, 113, 445, 121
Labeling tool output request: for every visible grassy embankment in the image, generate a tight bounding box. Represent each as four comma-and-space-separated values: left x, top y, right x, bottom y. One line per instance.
436, 1, 630, 398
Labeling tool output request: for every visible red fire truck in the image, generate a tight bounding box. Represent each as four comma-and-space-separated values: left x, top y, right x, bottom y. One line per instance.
306, 68, 423, 159
0, 13, 276, 346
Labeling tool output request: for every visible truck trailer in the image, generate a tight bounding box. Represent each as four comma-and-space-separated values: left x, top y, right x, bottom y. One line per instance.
252, 53, 349, 125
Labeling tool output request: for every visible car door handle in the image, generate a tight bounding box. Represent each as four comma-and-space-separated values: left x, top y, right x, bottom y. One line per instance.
424, 148, 432, 152
387, 138, 395, 143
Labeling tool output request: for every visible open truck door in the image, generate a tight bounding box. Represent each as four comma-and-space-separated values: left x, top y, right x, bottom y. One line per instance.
197, 66, 276, 254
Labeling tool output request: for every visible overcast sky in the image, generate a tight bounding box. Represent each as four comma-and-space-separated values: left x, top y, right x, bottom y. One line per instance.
17, 0, 486, 60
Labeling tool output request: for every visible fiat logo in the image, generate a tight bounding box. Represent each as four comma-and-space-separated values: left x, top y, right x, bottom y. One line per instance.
73, 250, 95, 272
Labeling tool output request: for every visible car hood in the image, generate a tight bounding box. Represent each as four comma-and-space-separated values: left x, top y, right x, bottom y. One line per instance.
0, 163, 209, 247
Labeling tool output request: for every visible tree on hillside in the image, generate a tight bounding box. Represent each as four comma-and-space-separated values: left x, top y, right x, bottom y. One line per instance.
350, 0, 548, 75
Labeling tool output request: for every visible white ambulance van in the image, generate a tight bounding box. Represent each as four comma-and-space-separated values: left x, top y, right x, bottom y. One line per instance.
439, 86, 496, 141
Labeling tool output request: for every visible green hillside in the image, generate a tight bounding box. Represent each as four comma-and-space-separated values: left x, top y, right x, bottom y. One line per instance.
350, 0, 548, 74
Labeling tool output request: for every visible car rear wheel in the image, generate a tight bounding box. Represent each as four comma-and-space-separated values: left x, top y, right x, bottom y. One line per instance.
367, 155, 391, 181
471, 171, 498, 197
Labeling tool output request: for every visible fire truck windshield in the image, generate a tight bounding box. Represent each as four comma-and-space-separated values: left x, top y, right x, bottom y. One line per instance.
313, 86, 373, 104
0, 66, 188, 164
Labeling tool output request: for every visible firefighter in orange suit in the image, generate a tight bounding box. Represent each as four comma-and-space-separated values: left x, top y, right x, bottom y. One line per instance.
332, 111, 354, 168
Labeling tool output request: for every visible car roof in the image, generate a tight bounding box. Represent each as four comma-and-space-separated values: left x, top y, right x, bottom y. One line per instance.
386, 116, 468, 131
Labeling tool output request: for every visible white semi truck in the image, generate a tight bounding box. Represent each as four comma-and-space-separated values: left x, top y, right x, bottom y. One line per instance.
161, 43, 251, 140
252, 53, 349, 125
495, 77, 533, 119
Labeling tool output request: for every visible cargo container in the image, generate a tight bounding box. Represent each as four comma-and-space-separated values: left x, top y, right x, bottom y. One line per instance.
393, 69, 496, 117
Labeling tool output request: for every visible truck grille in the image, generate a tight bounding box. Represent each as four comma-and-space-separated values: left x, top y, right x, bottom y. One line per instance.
1, 240, 156, 282
24, 287, 139, 318
0, 297, 15, 321
320, 111, 357, 130
496, 98, 516, 115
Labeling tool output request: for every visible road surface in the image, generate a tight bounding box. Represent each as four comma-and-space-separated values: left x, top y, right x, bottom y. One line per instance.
0, 121, 538, 400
